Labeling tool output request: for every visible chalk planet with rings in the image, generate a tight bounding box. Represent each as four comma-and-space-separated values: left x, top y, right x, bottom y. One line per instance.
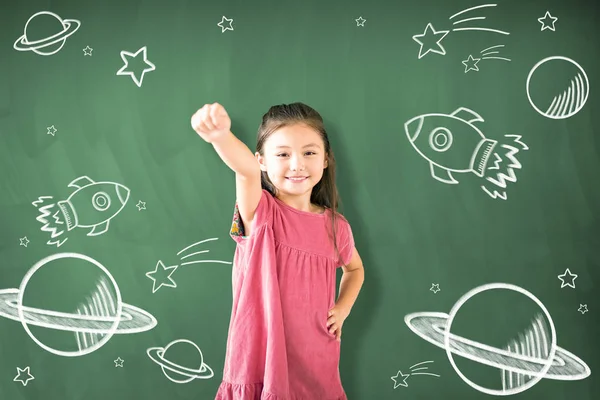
13, 11, 81, 56
404, 283, 591, 396
147, 339, 214, 383
0, 252, 157, 357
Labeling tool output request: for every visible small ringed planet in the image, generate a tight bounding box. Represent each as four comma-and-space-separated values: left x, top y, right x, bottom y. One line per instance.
147, 339, 214, 383
13, 11, 81, 56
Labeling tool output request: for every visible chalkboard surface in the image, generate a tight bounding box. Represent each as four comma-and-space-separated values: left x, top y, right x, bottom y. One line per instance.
1, 0, 598, 399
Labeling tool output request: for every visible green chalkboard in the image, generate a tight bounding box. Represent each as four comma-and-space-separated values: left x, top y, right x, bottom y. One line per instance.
1, 0, 598, 399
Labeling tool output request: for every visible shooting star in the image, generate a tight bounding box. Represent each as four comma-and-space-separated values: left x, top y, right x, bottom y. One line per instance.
414, 3, 509, 59
391, 360, 440, 388
146, 238, 232, 293
462, 44, 511, 73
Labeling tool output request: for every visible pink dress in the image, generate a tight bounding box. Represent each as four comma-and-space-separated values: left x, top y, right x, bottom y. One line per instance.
215, 189, 355, 400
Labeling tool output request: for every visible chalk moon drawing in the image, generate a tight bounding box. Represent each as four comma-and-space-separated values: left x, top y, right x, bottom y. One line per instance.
526, 56, 589, 119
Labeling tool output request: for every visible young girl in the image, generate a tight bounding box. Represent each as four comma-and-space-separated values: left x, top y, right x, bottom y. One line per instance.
191, 102, 365, 400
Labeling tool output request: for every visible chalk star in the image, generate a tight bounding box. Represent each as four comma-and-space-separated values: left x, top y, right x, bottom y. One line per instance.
355, 16, 366, 27
578, 304, 588, 314
83, 46, 93, 56
136, 200, 146, 211
538, 11, 558, 31
46, 125, 57, 136
114, 357, 124, 367
19, 236, 29, 247
146, 260, 179, 293
13, 366, 34, 386
412, 23, 450, 59
462, 54, 481, 73
557, 268, 577, 289
430, 283, 440, 294
391, 370, 410, 388
217, 16, 234, 32
116, 46, 156, 87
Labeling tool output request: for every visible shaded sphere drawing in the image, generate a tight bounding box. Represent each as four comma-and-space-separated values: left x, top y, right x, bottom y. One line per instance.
0, 253, 157, 357
404, 283, 591, 396
13, 11, 81, 56
147, 339, 214, 383
526, 56, 589, 119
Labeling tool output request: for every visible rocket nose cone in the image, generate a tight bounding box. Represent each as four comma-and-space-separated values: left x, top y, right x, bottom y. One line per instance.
115, 184, 130, 205
404, 116, 424, 143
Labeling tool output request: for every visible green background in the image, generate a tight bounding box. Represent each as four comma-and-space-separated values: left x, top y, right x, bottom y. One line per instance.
1, 0, 598, 399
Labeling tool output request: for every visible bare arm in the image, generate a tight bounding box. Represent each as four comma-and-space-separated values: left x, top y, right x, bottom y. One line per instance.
211, 131, 261, 179
191, 103, 262, 230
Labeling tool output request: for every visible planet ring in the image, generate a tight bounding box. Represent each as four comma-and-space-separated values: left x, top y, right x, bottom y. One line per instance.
0, 289, 157, 334
13, 19, 81, 51
405, 312, 590, 380
147, 347, 214, 379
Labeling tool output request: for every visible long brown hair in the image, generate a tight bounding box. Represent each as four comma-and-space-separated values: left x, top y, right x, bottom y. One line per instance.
256, 102, 343, 264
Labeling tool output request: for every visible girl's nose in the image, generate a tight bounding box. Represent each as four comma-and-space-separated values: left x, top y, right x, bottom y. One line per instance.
290, 157, 305, 171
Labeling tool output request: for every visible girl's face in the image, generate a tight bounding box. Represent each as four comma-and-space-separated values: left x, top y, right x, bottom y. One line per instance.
256, 123, 328, 197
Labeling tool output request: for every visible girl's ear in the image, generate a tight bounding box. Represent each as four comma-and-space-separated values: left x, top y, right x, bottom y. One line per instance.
256, 152, 267, 171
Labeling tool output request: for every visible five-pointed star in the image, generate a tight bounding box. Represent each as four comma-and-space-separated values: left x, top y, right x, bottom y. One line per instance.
430, 283, 440, 294
355, 16, 366, 27
114, 357, 124, 367
578, 304, 588, 314
46, 125, 57, 136
462, 54, 481, 73
83, 46, 93, 56
557, 268, 577, 288
116, 46, 156, 87
146, 260, 179, 293
412, 23, 450, 59
13, 366, 34, 386
136, 200, 146, 211
217, 16, 234, 32
391, 370, 410, 388
538, 11, 558, 31
19, 236, 29, 247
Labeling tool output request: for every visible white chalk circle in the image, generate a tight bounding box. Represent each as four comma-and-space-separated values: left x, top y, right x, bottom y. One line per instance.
526, 56, 589, 119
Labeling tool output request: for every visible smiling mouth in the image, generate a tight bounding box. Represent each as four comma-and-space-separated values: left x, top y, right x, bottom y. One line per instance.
286, 177, 308, 182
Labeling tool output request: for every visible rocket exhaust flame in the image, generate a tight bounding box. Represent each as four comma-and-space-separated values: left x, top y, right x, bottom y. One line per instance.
481, 135, 529, 200
32, 196, 68, 247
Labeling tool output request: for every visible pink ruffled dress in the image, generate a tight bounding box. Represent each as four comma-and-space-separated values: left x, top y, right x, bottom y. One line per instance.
215, 189, 355, 400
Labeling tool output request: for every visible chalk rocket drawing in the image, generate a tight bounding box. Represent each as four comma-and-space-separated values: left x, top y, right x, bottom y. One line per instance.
32, 176, 130, 247
146, 238, 232, 293
413, 3, 509, 59
404, 283, 591, 396
147, 339, 214, 383
404, 107, 528, 200
462, 44, 511, 73
391, 360, 440, 388
0, 253, 157, 357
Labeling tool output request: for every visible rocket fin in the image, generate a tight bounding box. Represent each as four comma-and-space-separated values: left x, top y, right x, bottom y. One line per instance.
430, 163, 459, 184
88, 221, 109, 236
68, 176, 95, 189
450, 107, 484, 125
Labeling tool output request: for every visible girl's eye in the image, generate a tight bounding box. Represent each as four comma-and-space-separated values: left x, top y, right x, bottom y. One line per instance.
276, 152, 316, 157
